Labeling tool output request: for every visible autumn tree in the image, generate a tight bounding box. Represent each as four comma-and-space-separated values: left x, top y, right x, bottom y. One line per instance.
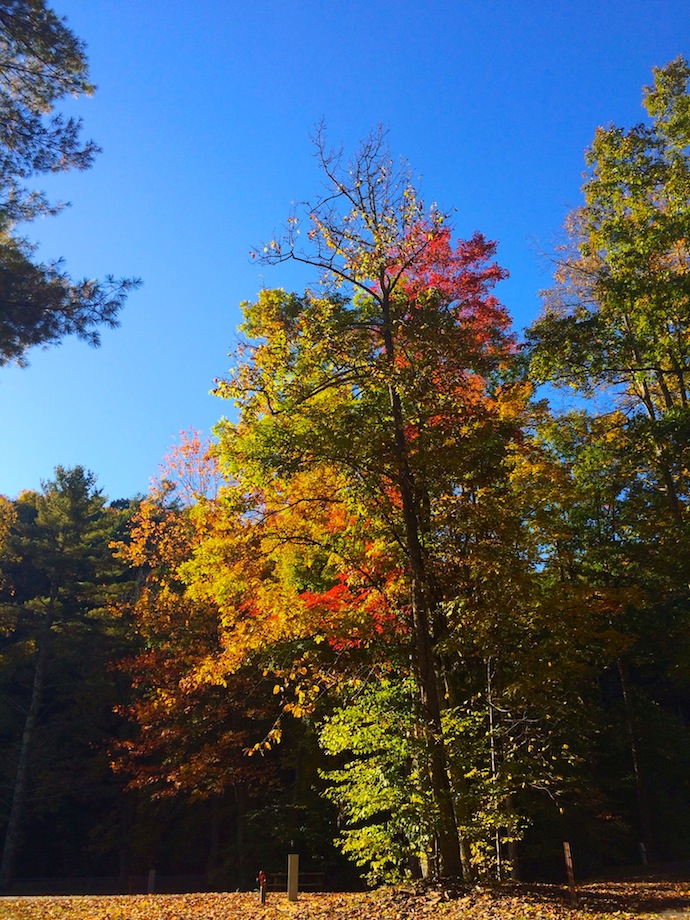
184, 128, 534, 879
111, 433, 325, 885
0, 0, 139, 366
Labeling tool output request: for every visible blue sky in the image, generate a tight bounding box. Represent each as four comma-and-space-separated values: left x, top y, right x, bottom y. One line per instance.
0, 0, 687, 500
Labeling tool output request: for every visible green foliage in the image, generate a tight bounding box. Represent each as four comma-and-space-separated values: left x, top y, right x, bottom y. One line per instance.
0, 467, 134, 885
0, 0, 139, 367
528, 57, 690, 451
319, 680, 433, 883
0, 0, 97, 222
524, 58, 690, 865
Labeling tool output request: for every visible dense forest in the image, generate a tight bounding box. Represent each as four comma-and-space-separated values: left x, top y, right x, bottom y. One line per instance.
1, 0, 690, 895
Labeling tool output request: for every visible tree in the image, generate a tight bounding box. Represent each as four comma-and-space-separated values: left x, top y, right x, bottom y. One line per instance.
112, 434, 346, 887
0, 466, 128, 888
319, 677, 434, 884
528, 56, 690, 521
0, 0, 139, 366
527, 58, 690, 862
199, 128, 526, 878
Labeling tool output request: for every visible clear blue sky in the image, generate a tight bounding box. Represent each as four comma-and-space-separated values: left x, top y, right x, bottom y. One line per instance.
0, 0, 687, 500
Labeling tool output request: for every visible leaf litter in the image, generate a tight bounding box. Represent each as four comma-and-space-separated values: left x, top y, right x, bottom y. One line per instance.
1, 874, 690, 920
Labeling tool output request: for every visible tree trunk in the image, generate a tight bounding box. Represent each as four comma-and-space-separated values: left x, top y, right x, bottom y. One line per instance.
617, 657, 652, 861
206, 799, 221, 879
234, 784, 247, 884
380, 285, 463, 878
0, 614, 52, 889
409, 573, 464, 877
118, 794, 132, 884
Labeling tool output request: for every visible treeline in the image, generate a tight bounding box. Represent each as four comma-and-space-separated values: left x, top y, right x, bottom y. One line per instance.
1, 48, 690, 889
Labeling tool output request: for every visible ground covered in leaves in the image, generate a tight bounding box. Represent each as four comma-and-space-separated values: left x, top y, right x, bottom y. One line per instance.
1, 872, 690, 920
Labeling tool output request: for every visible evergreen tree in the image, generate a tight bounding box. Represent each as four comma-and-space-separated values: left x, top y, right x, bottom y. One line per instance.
0, 467, 130, 887
0, 0, 139, 366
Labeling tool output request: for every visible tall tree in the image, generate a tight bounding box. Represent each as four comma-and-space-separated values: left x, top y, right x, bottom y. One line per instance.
527, 58, 690, 861
0, 0, 139, 366
0, 467, 126, 888
112, 434, 337, 886
201, 128, 524, 878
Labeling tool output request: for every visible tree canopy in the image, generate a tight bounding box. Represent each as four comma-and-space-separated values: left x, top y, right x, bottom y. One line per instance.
528, 56, 690, 519
5, 61, 690, 890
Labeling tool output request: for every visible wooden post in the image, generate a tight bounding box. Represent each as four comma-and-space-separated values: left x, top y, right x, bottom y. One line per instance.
562, 842, 577, 904
147, 868, 156, 894
287, 853, 299, 902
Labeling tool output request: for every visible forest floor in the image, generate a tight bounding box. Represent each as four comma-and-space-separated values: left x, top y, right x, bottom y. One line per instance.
1, 866, 690, 920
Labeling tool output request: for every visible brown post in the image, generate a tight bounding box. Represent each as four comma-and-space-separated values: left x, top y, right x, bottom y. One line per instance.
562, 842, 577, 904
287, 853, 299, 902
